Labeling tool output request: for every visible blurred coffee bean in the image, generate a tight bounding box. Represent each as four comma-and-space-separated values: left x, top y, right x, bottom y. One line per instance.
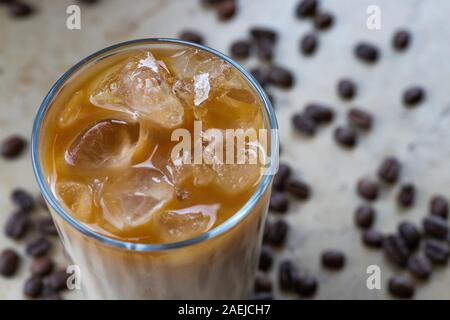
31, 258, 54, 277
251, 67, 270, 87
230, 40, 251, 59
377, 157, 401, 184
337, 79, 356, 100
355, 205, 375, 229
8, 1, 35, 18
47, 270, 69, 292
1, 135, 26, 159
178, 30, 204, 44
423, 216, 449, 239
292, 113, 316, 136
251, 293, 274, 300
278, 260, 299, 291
26, 237, 51, 258
300, 33, 318, 56
269, 191, 289, 213
425, 240, 449, 265
354, 42, 379, 64
314, 12, 334, 30
334, 126, 357, 148
259, 246, 273, 271
407, 255, 432, 280
268, 66, 294, 88
24, 276, 43, 298
11, 188, 35, 212
430, 195, 448, 219
362, 229, 384, 248
216, 0, 236, 21
273, 163, 292, 191
383, 234, 410, 267
304, 103, 334, 124
295, 0, 318, 18
255, 38, 275, 61
397, 184, 415, 208
357, 178, 379, 201
347, 108, 373, 130
403, 86, 425, 107
286, 178, 310, 200
392, 29, 411, 51
250, 28, 278, 44
266, 219, 289, 247
388, 275, 414, 299
254, 272, 272, 293
398, 221, 421, 250
37, 217, 58, 236
294, 273, 318, 297
0, 249, 20, 277
321, 250, 345, 270
4, 211, 31, 240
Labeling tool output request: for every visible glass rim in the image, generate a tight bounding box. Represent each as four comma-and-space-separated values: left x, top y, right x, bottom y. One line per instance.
31, 38, 279, 252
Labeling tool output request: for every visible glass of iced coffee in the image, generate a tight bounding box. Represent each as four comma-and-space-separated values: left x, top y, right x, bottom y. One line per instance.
31, 39, 278, 299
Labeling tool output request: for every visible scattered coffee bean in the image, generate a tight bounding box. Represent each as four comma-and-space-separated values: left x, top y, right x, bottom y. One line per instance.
407, 255, 432, 280
200, 0, 222, 7
423, 215, 449, 239
259, 246, 273, 271
251, 67, 270, 87
295, 0, 318, 18
300, 33, 318, 56
292, 113, 316, 136
392, 29, 411, 51
403, 86, 425, 107
321, 250, 345, 270
4, 211, 31, 240
430, 195, 448, 219
24, 276, 43, 298
355, 205, 375, 229
273, 163, 291, 191
294, 273, 318, 297
1, 135, 26, 159
425, 240, 449, 265
230, 40, 251, 59
250, 28, 278, 44
0, 249, 20, 277
8, 1, 35, 18
334, 126, 357, 148
266, 219, 289, 247
347, 108, 373, 130
377, 157, 401, 184
31, 258, 54, 277
398, 222, 421, 250
362, 229, 384, 248
304, 103, 334, 124
397, 184, 415, 208
337, 79, 356, 100
37, 193, 48, 210
357, 178, 379, 201
354, 42, 379, 64
278, 260, 299, 291
178, 30, 204, 45
268, 66, 294, 88
388, 275, 414, 299
11, 188, 35, 212
256, 39, 275, 61
26, 237, 52, 258
37, 217, 58, 236
216, 0, 236, 21
254, 272, 272, 293
269, 191, 289, 213
47, 270, 69, 292
314, 12, 334, 30
383, 234, 410, 267
286, 178, 310, 200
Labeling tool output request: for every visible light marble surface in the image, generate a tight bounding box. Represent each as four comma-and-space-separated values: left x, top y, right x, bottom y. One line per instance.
1, 0, 450, 299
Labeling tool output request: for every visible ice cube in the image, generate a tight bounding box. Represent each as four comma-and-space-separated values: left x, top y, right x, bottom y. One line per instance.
157, 204, 218, 242
59, 90, 84, 127
56, 181, 94, 222
90, 51, 184, 129
65, 119, 140, 169
212, 163, 261, 195
100, 168, 174, 230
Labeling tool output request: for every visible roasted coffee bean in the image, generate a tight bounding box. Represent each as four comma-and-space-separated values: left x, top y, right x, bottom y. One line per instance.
425, 240, 449, 265
292, 113, 316, 136
273, 163, 291, 191
1, 135, 26, 159
37, 217, 58, 236
423, 216, 449, 239
4, 211, 31, 240
304, 103, 334, 124
362, 229, 384, 248
334, 126, 357, 148
388, 275, 414, 299
26, 237, 51, 258
397, 184, 415, 208
251, 67, 270, 87
24, 276, 43, 298
295, 0, 318, 18
357, 178, 379, 201
286, 179, 310, 200
178, 30, 204, 44
200, 0, 223, 7
269, 191, 289, 213
37, 194, 48, 210
300, 33, 318, 56
294, 274, 318, 297
31, 258, 54, 277
403, 86, 425, 107
230, 40, 251, 59
48, 270, 69, 292
250, 28, 278, 44
8, 1, 34, 18
383, 235, 410, 267
355, 205, 375, 229
337, 79, 356, 100
430, 195, 448, 219
216, 0, 236, 21
392, 29, 411, 51
278, 260, 299, 291
354, 42, 379, 64
348, 108, 373, 130
407, 255, 432, 280
268, 66, 294, 88
314, 12, 334, 30
254, 272, 272, 293
0, 249, 20, 277
321, 250, 345, 270
259, 246, 273, 271
266, 219, 289, 247
11, 188, 35, 212
398, 222, 421, 250
255, 39, 274, 61
377, 157, 401, 184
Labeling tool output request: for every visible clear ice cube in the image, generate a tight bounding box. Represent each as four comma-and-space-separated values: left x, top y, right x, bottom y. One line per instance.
56, 181, 94, 222
59, 90, 84, 127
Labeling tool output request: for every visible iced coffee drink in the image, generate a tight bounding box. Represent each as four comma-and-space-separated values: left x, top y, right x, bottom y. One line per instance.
32, 39, 277, 299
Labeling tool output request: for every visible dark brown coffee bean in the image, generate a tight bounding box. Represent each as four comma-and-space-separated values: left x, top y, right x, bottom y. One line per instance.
355, 205, 375, 229
423, 216, 449, 239
1, 135, 26, 159
377, 157, 401, 184
300, 33, 318, 56
296, 0, 318, 18
388, 275, 414, 299
314, 12, 334, 30
31, 258, 54, 277
397, 184, 415, 208
250, 28, 278, 44
398, 222, 421, 250
11, 188, 35, 212
334, 126, 357, 148
0, 249, 20, 277
216, 0, 236, 21
230, 40, 251, 59
4, 211, 31, 240
286, 178, 310, 200
362, 229, 384, 248
292, 113, 316, 136
425, 240, 449, 265
254, 272, 272, 293
200, 0, 223, 7
48, 270, 69, 292
337, 79, 356, 100
278, 260, 299, 291
357, 178, 379, 201
251, 67, 270, 87
294, 273, 318, 297
268, 66, 294, 88
354, 42, 379, 64
37, 194, 48, 210
273, 163, 291, 191
407, 255, 432, 280
256, 38, 274, 61
178, 30, 204, 45
348, 108, 373, 130
8, 1, 35, 18
26, 237, 51, 258
321, 250, 345, 270
430, 195, 448, 219
24, 276, 43, 298
259, 246, 273, 271
269, 191, 289, 213
36, 217, 58, 236
403, 86, 425, 107
304, 103, 334, 124
392, 29, 411, 51
266, 219, 289, 247
383, 235, 410, 267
